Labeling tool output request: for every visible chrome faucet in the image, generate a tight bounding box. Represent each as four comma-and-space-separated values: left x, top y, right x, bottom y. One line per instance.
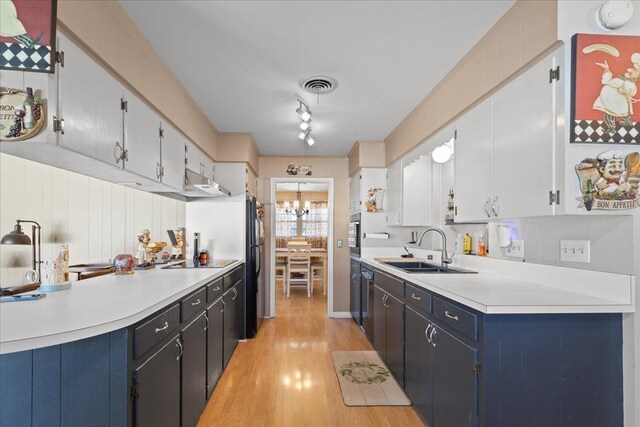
415, 227, 452, 268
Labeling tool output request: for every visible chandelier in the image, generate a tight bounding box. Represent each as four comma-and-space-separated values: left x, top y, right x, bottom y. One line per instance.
284, 184, 310, 218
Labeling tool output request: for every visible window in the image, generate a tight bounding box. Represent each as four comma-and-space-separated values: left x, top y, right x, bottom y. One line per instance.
275, 201, 296, 248
302, 201, 328, 249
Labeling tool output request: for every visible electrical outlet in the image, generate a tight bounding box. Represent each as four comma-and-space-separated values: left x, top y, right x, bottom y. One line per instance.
505, 240, 524, 258
560, 240, 590, 263
337, 239, 343, 248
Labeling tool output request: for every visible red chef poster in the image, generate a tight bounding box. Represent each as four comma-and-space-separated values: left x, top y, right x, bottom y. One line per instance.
571, 33, 640, 144
0, 0, 57, 73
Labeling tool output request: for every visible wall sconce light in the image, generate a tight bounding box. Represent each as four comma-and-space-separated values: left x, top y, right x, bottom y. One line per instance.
596, 1, 634, 30
1, 219, 42, 282
432, 137, 455, 164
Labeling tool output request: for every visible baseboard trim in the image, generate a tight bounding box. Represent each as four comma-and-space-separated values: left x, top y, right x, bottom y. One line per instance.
331, 311, 353, 319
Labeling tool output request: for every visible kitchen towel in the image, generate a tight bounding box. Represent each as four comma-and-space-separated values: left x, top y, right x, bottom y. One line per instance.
332, 351, 410, 406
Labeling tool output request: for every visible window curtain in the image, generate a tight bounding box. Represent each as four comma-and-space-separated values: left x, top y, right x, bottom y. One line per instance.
302, 200, 328, 249
275, 201, 296, 248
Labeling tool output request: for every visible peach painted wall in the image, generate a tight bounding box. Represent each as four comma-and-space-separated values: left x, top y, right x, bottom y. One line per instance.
56, 0, 218, 160
385, 0, 558, 165
216, 133, 260, 175
348, 140, 386, 176
258, 157, 350, 313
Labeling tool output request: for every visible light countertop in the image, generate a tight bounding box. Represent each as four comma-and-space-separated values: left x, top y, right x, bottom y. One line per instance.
362, 258, 634, 315
0, 261, 243, 355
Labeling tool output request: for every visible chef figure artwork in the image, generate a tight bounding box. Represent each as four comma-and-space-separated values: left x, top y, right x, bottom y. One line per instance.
575, 150, 640, 211
571, 34, 640, 144
135, 228, 152, 266
593, 53, 639, 134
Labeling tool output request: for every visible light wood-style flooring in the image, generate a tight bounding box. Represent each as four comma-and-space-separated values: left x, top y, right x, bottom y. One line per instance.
198, 283, 423, 426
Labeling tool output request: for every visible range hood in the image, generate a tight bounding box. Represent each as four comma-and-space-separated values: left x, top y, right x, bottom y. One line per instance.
178, 168, 231, 198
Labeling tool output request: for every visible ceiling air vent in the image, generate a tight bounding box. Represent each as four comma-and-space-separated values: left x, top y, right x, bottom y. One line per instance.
299, 75, 338, 98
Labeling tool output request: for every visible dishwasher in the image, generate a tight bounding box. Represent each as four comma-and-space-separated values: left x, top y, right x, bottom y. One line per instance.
361, 267, 374, 344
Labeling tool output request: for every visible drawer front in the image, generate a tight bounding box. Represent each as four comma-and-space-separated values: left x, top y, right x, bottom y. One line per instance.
224, 267, 243, 290
207, 278, 224, 302
134, 304, 180, 359
405, 283, 432, 315
181, 288, 207, 321
433, 297, 477, 342
374, 270, 404, 300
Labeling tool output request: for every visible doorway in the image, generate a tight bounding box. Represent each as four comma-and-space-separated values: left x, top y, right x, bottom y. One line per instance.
269, 177, 334, 318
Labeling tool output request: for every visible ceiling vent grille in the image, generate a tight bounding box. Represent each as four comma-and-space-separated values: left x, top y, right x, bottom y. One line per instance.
299, 75, 338, 96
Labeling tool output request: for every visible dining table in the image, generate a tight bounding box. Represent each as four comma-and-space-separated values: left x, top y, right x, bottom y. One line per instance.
275, 247, 328, 295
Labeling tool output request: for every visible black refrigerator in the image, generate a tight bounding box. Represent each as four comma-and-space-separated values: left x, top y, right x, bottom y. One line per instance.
245, 197, 265, 339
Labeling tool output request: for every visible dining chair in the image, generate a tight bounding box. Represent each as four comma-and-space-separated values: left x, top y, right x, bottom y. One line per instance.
275, 260, 287, 294
310, 261, 324, 295
286, 245, 311, 297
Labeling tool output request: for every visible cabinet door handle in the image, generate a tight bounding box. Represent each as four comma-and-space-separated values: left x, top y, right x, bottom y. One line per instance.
491, 196, 500, 217
221, 299, 225, 313
411, 293, 421, 301
191, 298, 201, 306
425, 324, 432, 343
232, 288, 238, 300
444, 310, 459, 321
154, 321, 169, 333
176, 338, 183, 361
156, 162, 162, 180
213, 286, 221, 291
430, 328, 437, 348
204, 313, 209, 331
485, 198, 492, 218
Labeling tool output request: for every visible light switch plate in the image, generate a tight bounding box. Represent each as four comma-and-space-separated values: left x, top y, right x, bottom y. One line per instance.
337, 239, 343, 248
560, 240, 590, 263
506, 240, 524, 258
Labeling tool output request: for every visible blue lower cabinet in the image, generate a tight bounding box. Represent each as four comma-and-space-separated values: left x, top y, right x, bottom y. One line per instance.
206, 298, 224, 399
181, 312, 208, 427
372, 268, 624, 427
0, 265, 246, 427
404, 306, 433, 426
133, 335, 181, 427
431, 325, 478, 427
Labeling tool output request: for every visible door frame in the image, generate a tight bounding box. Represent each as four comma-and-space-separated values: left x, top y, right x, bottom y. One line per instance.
269, 177, 335, 318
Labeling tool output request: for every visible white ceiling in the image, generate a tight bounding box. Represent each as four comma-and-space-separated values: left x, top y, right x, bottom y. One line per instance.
276, 182, 329, 192
120, 1, 514, 156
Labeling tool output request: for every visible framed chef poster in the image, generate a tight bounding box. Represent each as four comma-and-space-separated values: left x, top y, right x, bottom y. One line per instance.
0, 0, 57, 73
571, 33, 639, 144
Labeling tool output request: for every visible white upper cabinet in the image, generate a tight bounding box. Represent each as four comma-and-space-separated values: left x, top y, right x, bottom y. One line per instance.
454, 98, 493, 222
402, 155, 433, 226
385, 160, 403, 225
161, 123, 186, 190
57, 33, 124, 168
185, 140, 202, 173
123, 90, 162, 182
350, 172, 361, 213
492, 51, 557, 219
453, 47, 561, 221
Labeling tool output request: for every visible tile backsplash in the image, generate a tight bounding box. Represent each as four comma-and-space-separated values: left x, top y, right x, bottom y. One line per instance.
0, 153, 186, 286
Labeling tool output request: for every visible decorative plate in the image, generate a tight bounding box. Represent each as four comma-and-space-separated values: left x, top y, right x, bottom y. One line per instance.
0, 89, 46, 142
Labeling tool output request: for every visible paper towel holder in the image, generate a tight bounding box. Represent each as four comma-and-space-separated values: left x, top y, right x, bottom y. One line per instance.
363, 232, 390, 240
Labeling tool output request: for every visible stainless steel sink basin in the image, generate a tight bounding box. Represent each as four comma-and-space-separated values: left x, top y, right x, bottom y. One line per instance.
382, 261, 476, 274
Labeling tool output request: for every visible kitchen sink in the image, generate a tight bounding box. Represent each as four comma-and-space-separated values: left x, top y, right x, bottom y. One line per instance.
382, 261, 476, 274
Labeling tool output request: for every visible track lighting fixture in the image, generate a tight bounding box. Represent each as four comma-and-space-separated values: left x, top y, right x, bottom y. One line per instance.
296, 99, 317, 146
305, 133, 315, 146
296, 99, 312, 122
